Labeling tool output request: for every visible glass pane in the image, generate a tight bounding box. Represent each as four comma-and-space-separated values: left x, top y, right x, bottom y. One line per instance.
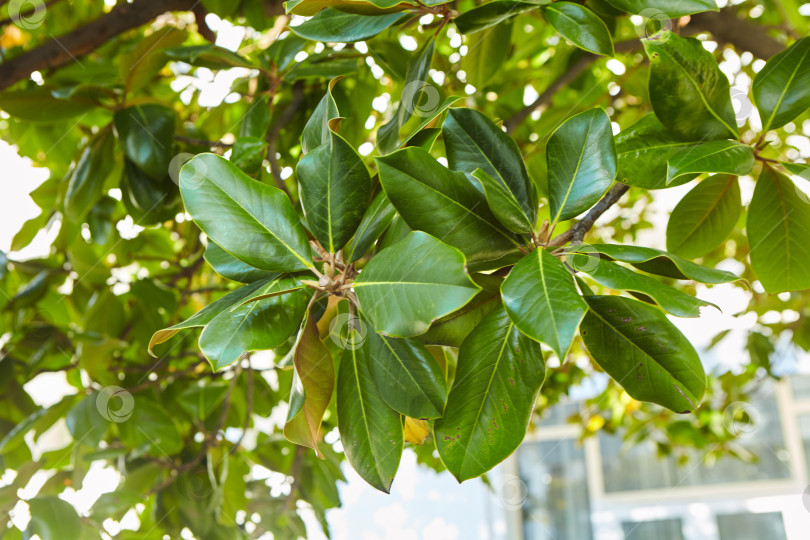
790, 374, 810, 401
716, 512, 787, 540
798, 414, 810, 476
601, 383, 791, 492
518, 439, 593, 540
622, 519, 684, 540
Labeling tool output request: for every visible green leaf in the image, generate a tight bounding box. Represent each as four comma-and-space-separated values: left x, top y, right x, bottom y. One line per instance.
231, 136, 267, 175
377, 37, 435, 154
291, 9, 406, 42
454, 0, 541, 34
666, 141, 753, 185
579, 295, 706, 413
434, 306, 545, 482
284, 311, 335, 458
120, 159, 177, 225
376, 147, 522, 270
177, 384, 229, 421
353, 231, 482, 337
199, 277, 310, 370
366, 330, 447, 418
547, 108, 617, 224
666, 175, 741, 259
180, 153, 313, 272
65, 394, 108, 447
297, 131, 372, 252
118, 399, 183, 454
302, 78, 341, 154
114, 103, 176, 180
285, 0, 421, 15
443, 107, 538, 228
501, 249, 586, 359
753, 36, 810, 132
543, 2, 614, 56
643, 32, 737, 140
460, 20, 513, 89
747, 167, 810, 292
120, 26, 187, 94
572, 244, 738, 284
472, 169, 533, 233
203, 240, 280, 283
615, 114, 697, 189
0, 88, 95, 122
603, 0, 717, 17
570, 255, 716, 317
64, 127, 116, 221
337, 325, 403, 492
343, 190, 397, 263
26, 497, 82, 540
164, 44, 256, 70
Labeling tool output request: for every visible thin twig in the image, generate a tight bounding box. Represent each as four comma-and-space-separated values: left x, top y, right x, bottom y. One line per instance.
547, 183, 630, 247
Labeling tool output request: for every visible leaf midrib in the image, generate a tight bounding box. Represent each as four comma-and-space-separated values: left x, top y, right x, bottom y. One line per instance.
762, 44, 810, 132
551, 113, 595, 226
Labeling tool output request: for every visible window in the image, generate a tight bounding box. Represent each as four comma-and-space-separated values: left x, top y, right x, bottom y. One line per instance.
799, 414, 810, 475
716, 512, 787, 540
621, 518, 684, 540
518, 439, 593, 540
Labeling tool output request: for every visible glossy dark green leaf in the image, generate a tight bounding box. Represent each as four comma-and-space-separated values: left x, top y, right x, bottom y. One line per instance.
64, 127, 115, 221
231, 136, 267, 175
366, 330, 447, 418
666, 175, 741, 259
603, 0, 717, 17
571, 243, 739, 283
472, 169, 533, 233
644, 32, 737, 140
284, 311, 335, 458
543, 2, 614, 56
297, 131, 372, 252
666, 141, 753, 184
0, 88, 95, 122
164, 44, 255, 69
580, 295, 706, 413
454, 0, 541, 33
26, 497, 82, 540
302, 77, 341, 154
203, 240, 279, 283
353, 231, 481, 337
120, 159, 177, 225
114, 103, 176, 180
615, 114, 696, 189
747, 167, 810, 292
180, 153, 313, 272
443, 107, 537, 227
292, 9, 405, 42
570, 255, 716, 317
285, 0, 424, 15
377, 147, 522, 270
753, 36, 810, 132
199, 277, 310, 370
547, 108, 617, 224
343, 190, 397, 263
337, 327, 403, 492
460, 20, 512, 89
435, 306, 545, 482
501, 249, 587, 359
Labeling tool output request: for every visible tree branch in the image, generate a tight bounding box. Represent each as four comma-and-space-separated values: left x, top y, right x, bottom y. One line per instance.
547, 183, 630, 248
266, 81, 305, 198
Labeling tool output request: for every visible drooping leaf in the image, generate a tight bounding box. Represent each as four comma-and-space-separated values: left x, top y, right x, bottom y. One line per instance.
543, 2, 614, 56
164, 44, 256, 70
284, 310, 335, 458
64, 127, 116, 221
665, 141, 753, 185
666, 174, 741, 259
454, 0, 541, 33
337, 326, 403, 492
203, 240, 280, 283
579, 295, 706, 413
120, 158, 178, 225
365, 330, 447, 418
443, 107, 538, 228
747, 166, 810, 292
297, 131, 372, 252
547, 107, 617, 224
65, 394, 108, 448
301, 77, 341, 154
435, 306, 545, 482
114, 103, 176, 180
377, 147, 523, 270
180, 153, 313, 272
603, 0, 717, 17
460, 20, 513, 89
0, 88, 95, 122
752, 36, 810, 132
343, 190, 397, 263
353, 231, 482, 337
644, 32, 737, 141
120, 26, 187, 94
26, 497, 82, 540
291, 9, 406, 42
285, 0, 438, 16
501, 249, 587, 359
199, 277, 310, 370
473, 168, 534, 233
